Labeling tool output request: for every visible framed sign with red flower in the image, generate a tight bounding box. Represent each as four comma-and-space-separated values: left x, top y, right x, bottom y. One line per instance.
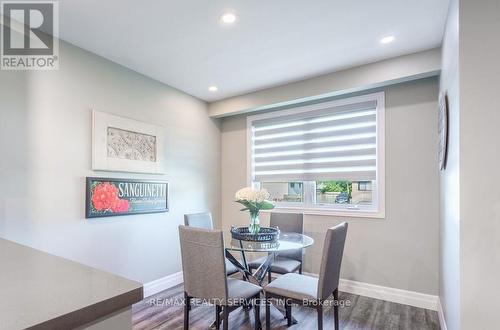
86, 177, 168, 218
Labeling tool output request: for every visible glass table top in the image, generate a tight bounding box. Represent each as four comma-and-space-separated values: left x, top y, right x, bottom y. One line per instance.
226, 232, 314, 252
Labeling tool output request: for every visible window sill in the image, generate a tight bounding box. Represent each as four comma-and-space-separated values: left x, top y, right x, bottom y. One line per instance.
261, 207, 385, 219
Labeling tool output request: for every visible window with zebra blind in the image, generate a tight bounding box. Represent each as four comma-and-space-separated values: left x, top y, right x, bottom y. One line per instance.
247, 92, 385, 218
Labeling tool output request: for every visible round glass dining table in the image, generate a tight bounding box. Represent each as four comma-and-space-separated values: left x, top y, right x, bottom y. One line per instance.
224, 232, 314, 285
221, 232, 314, 327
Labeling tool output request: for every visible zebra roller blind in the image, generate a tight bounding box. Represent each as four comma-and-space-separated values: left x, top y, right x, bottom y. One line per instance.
251, 99, 379, 182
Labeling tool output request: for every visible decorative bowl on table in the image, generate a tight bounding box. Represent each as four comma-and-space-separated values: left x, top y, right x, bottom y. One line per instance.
230, 226, 280, 242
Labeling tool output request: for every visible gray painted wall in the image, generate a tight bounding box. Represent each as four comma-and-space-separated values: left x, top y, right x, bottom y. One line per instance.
439, 1, 500, 328
221, 78, 440, 295
208, 48, 441, 117
439, 0, 461, 329
0, 41, 221, 283
460, 0, 500, 328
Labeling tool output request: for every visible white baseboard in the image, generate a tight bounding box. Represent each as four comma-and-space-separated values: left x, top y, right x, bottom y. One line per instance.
339, 278, 438, 311
437, 299, 448, 330
143, 271, 183, 298
303, 272, 438, 311
144, 271, 439, 312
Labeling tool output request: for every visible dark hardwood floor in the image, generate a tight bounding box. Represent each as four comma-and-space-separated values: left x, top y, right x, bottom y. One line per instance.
133, 283, 440, 330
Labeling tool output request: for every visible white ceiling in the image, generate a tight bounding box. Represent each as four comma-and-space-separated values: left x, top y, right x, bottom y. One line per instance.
58, 0, 449, 102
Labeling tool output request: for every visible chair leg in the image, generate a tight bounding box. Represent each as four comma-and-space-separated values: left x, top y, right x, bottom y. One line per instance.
223, 306, 229, 330
268, 271, 272, 283
265, 294, 271, 330
184, 292, 190, 330
317, 304, 323, 330
333, 289, 339, 330
215, 305, 221, 329
254, 295, 261, 330
286, 299, 292, 327
298, 265, 302, 274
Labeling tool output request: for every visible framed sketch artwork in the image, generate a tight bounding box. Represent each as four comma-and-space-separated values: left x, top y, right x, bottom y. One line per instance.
92, 110, 165, 174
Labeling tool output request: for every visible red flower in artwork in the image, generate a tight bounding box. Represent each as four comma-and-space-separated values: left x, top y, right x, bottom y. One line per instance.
92, 182, 130, 213
92, 182, 118, 211
111, 198, 130, 213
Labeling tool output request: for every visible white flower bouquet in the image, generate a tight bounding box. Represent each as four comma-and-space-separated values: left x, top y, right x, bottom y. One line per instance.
235, 187, 275, 234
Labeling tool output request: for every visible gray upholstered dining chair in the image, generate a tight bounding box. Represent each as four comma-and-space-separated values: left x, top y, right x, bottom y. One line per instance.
263, 222, 348, 330
184, 212, 239, 276
179, 225, 262, 330
248, 213, 304, 283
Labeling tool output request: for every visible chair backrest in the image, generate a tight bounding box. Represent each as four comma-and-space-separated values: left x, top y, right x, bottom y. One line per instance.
270, 212, 304, 261
184, 212, 214, 229
178, 225, 227, 303
317, 222, 348, 300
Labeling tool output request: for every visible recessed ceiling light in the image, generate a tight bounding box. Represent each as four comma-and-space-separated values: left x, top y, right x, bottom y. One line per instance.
208, 86, 218, 92
220, 12, 236, 25
380, 36, 395, 44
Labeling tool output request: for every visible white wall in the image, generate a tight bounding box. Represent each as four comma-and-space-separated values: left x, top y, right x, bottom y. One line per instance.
460, 0, 500, 328
438, 1, 500, 328
0, 41, 221, 283
221, 78, 440, 295
439, 0, 461, 328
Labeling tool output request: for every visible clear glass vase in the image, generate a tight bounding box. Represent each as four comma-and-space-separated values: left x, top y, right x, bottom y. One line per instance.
248, 212, 260, 234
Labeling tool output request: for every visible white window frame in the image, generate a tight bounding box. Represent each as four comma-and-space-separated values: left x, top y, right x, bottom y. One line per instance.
246, 92, 385, 219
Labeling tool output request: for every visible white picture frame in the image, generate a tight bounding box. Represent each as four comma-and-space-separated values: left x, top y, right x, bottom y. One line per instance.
92, 110, 165, 174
